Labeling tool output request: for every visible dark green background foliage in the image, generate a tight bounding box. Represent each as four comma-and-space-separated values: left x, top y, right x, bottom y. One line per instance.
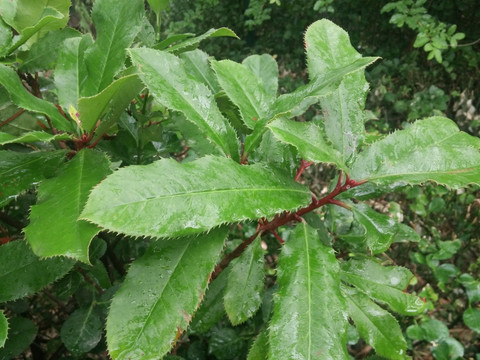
0, 0, 479, 359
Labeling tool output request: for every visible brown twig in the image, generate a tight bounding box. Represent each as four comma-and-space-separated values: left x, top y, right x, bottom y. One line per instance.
0, 109, 25, 127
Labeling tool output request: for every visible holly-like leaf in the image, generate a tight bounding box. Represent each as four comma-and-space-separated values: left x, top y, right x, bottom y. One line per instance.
341, 258, 425, 316
268, 118, 346, 170
24, 149, 111, 263
128, 48, 240, 161
0, 311, 7, 348
343, 285, 407, 360
269, 222, 349, 359
0, 240, 75, 302
306, 19, 369, 164
0, 131, 72, 145
165, 27, 239, 55
463, 307, 480, 333
0, 150, 66, 208
81, 0, 144, 96
0, 317, 37, 359
349, 117, 480, 188
242, 54, 279, 99
106, 228, 227, 359
82, 156, 310, 239
180, 49, 220, 93
247, 329, 268, 360
0, 64, 72, 131
60, 307, 103, 354
211, 59, 273, 129
224, 236, 265, 325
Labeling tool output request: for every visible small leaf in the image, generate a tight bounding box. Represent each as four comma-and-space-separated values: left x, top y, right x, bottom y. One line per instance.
60, 307, 103, 354
0, 18, 12, 58
0, 311, 7, 348
154, 33, 195, 50
242, 54, 279, 99
224, 236, 265, 325
106, 228, 227, 359
343, 286, 407, 360
247, 329, 268, 360
269, 222, 349, 359
146, 0, 170, 15
268, 118, 346, 170
349, 117, 480, 188
128, 48, 240, 160
0, 131, 72, 145
0, 317, 37, 359
406, 318, 449, 342
463, 307, 480, 333
0, 240, 75, 302
25, 149, 111, 263
432, 338, 464, 360
166, 28, 239, 55
82, 156, 310, 238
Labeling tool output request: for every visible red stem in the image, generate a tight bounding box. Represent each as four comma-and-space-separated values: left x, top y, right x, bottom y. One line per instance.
0, 109, 25, 127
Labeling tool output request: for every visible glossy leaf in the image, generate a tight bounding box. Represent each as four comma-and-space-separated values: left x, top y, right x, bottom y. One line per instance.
268, 117, 346, 170
0, 317, 37, 359
341, 258, 425, 316
350, 203, 399, 254
78, 74, 144, 132
0, 64, 72, 131
269, 222, 349, 359
0, 311, 6, 348
129, 48, 239, 160
82, 156, 310, 238
0, 150, 65, 208
25, 149, 111, 263
0, 240, 75, 302
212, 59, 273, 129
106, 228, 227, 359
306, 19, 369, 163
247, 329, 268, 360
224, 236, 265, 325
343, 286, 407, 360
180, 49, 220, 93
463, 307, 480, 333
81, 0, 144, 96
350, 117, 480, 188
166, 27, 238, 55
0, 18, 12, 58
242, 54, 278, 99
60, 307, 103, 354
0, 131, 72, 145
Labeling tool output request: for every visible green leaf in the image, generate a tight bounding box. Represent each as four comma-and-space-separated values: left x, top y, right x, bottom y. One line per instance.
60, 306, 103, 354
146, 0, 170, 14
406, 318, 449, 342
211, 59, 273, 129
24, 149, 111, 263
0, 150, 65, 208
106, 228, 227, 359
224, 236, 265, 325
0, 63, 72, 131
0, 317, 37, 359
341, 257, 425, 316
268, 118, 346, 170
0, 311, 7, 348
165, 28, 239, 55
180, 49, 220, 93
463, 307, 480, 333
269, 222, 349, 359
242, 54, 279, 99
350, 203, 399, 254
154, 33, 195, 50
81, 0, 144, 96
0, 240, 75, 302
0, 131, 72, 145
343, 286, 407, 360
128, 48, 239, 161
55, 35, 93, 110
82, 156, 310, 238
349, 117, 480, 188
432, 338, 464, 360
78, 74, 144, 132
247, 329, 268, 360
305, 19, 369, 163
0, 18, 12, 58
18, 27, 80, 72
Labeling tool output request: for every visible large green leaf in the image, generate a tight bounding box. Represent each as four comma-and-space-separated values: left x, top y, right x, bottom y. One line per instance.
24, 149, 111, 263
81, 0, 144, 96
242, 54, 278, 99
211, 59, 273, 129
0, 64, 72, 131
128, 48, 239, 160
268, 118, 346, 170
82, 157, 310, 239
0, 311, 6, 348
78, 74, 144, 132
0, 317, 37, 359
0, 130, 72, 145
224, 236, 265, 325
165, 27, 238, 55
180, 49, 220, 93
0, 150, 65, 208
306, 19, 369, 164
269, 222, 349, 359
0, 240, 75, 302
341, 258, 425, 315
343, 285, 407, 360
349, 117, 480, 188
106, 228, 227, 359
60, 306, 103, 354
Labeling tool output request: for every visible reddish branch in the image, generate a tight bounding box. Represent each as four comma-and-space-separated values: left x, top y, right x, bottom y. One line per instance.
211, 170, 367, 281
0, 109, 25, 127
